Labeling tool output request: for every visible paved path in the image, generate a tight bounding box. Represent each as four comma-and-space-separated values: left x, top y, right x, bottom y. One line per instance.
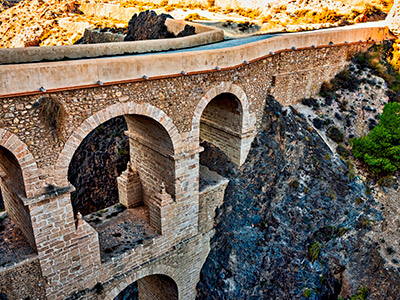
114, 34, 277, 59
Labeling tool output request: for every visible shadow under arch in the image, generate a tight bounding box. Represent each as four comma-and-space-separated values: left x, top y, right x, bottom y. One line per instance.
104, 265, 180, 300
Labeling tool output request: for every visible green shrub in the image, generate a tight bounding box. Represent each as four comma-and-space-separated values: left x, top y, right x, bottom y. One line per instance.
352, 102, 400, 174
350, 286, 368, 300
319, 69, 361, 101
303, 288, 312, 298
327, 126, 345, 143
336, 144, 350, 158
308, 241, 321, 263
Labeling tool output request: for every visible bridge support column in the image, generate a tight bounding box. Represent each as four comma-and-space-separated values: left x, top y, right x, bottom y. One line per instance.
29, 191, 101, 299
148, 184, 174, 235
117, 162, 143, 208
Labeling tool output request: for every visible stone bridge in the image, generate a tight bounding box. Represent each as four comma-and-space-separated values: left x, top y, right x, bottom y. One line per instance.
0, 19, 394, 300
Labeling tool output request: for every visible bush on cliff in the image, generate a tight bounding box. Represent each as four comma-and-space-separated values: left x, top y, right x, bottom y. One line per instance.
352, 102, 400, 174
354, 42, 400, 95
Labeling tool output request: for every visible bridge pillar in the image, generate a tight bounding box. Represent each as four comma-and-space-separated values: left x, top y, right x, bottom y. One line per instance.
148, 184, 175, 235
29, 192, 101, 299
117, 162, 143, 208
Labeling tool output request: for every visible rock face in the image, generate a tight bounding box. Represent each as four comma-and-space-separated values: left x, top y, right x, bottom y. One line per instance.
124, 10, 194, 41
196, 96, 400, 299
68, 116, 129, 216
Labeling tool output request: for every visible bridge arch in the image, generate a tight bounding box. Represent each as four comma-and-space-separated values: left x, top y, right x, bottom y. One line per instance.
104, 265, 181, 300
192, 82, 251, 136
0, 129, 38, 250
0, 129, 40, 199
55, 102, 183, 188
192, 82, 255, 165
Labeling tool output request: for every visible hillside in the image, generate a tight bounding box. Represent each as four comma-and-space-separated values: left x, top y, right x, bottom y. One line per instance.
0, 0, 393, 48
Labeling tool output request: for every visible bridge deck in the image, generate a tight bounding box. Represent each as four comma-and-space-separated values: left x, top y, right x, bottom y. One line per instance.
0, 21, 393, 98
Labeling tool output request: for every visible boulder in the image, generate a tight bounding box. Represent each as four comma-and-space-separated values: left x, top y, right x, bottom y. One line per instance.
124, 10, 195, 41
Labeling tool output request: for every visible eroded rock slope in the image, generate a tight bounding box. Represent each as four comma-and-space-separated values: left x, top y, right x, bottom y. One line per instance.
197, 94, 400, 299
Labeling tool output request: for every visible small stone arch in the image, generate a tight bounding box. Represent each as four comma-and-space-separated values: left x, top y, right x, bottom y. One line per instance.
55, 102, 183, 187
104, 264, 180, 300
191, 82, 253, 139
192, 82, 255, 165
0, 129, 40, 199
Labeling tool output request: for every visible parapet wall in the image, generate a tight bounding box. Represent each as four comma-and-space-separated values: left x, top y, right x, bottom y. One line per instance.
0, 22, 391, 97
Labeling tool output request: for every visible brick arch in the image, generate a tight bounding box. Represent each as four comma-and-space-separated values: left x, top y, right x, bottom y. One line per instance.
0, 129, 40, 199
55, 102, 183, 187
104, 264, 180, 300
191, 82, 253, 139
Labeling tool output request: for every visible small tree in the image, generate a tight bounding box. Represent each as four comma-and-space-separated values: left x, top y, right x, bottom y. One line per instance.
352, 102, 400, 173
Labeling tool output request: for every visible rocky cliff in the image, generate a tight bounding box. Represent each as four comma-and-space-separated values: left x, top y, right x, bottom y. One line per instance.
197, 89, 400, 299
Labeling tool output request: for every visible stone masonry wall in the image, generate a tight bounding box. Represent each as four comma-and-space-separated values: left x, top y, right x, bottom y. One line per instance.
60, 166, 226, 300
0, 43, 369, 178
198, 167, 229, 234
73, 232, 214, 300
200, 122, 242, 165
29, 193, 100, 300
0, 147, 36, 250
200, 94, 242, 133
0, 146, 25, 196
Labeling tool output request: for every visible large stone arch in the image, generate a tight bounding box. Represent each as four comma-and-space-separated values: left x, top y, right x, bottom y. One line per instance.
104, 264, 181, 300
0, 129, 40, 199
192, 82, 256, 165
55, 102, 183, 187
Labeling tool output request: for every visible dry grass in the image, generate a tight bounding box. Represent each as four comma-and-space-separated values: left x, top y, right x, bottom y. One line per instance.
340, 0, 393, 13
36, 97, 66, 140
